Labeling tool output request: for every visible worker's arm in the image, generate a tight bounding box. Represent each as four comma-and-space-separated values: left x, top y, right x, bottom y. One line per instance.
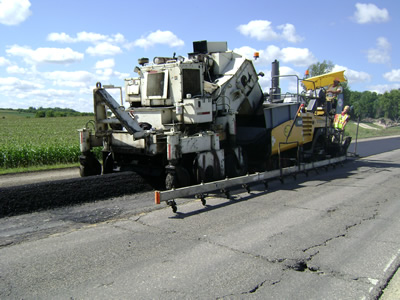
327, 87, 341, 95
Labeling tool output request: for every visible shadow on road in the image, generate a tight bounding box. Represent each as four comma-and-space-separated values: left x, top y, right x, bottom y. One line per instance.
168, 157, 400, 219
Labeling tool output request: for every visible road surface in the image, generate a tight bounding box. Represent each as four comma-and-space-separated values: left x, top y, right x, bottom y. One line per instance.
1, 136, 400, 299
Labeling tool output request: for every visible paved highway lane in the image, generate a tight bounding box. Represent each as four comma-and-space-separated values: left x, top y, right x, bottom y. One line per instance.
1, 142, 400, 299
348, 135, 400, 157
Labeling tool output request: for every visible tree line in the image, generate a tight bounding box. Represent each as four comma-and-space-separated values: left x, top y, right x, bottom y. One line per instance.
308, 60, 400, 121
3, 107, 94, 118
346, 89, 400, 121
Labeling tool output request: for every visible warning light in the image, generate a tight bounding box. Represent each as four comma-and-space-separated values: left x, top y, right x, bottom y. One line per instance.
254, 52, 260, 60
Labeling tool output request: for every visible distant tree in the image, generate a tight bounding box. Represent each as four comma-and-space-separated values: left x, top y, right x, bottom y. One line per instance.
349, 91, 361, 117
350, 91, 378, 118
306, 60, 352, 109
35, 110, 46, 118
307, 60, 334, 77
45, 110, 55, 117
55, 111, 67, 117
377, 90, 400, 120
1, 106, 94, 118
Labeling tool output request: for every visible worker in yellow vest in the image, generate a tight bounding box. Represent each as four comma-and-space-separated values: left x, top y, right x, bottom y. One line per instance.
334, 105, 350, 130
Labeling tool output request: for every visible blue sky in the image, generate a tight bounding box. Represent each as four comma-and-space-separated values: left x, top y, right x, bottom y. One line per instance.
0, 0, 399, 112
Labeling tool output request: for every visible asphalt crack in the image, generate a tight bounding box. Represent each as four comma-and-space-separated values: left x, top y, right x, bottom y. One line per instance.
302, 206, 380, 254
245, 280, 267, 294
217, 279, 281, 299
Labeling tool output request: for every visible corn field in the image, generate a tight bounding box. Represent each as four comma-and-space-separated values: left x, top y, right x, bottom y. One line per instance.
0, 112, 93, 169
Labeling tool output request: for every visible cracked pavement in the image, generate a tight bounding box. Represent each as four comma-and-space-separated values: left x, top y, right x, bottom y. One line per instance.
1, 146, 400, 299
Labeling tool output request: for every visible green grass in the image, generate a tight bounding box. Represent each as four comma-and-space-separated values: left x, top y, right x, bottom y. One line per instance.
0, 110, 93, 171
0, 163, 79, 175
345, 121, 400, 139
0, 109, 35, 118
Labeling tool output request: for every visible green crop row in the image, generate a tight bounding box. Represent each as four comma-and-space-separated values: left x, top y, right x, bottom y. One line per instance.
0, 113, 95, 170
0, 143, 81, 168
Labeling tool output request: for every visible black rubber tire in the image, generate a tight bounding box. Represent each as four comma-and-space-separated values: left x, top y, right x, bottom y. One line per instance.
79, 153, 101, 177
165, 173, 176, 190
175, 166, 191, 187
102, 152, 114, 174
225, 153, 247, 178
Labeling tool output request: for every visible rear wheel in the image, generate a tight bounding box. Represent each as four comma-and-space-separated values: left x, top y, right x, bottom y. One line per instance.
102, 152, 114, 174
311, 129, 327, 160
165, 165, 191, 189
165, 173, 176, 190
225, 151, 247, 178
79, 152, 101, 177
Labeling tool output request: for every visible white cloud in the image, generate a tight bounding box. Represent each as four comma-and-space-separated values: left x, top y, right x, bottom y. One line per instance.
367, 83, 400, 94
233, 46, 262, 61
367, 37, 391, 64
29, 89, 75, 98
262, 45, 282, 62
47, 31, 126, 44
0, 57, 11, 66
47, 32, 75, 43
237, 20, 303, 43
0, 74, 94, 111
133, 30, 184, 49
332, 64, 371, 84
0, 76, 43, 92
95, 58, 115, 69
237, 20, 278, 41
0, 0, 31, 26
278, 66, 302, 93
279, 66, 300, 77
86, 42, 122, 56
115, 71, 130, 80
42, 70, 96, 87
6, 45, 84, 65
112, 33, 125, 44
277, 24, 304, 43
234, 45, 317, 67
95, 68, 130, 83
383, 69, 400, 82
76, 31, 108, 43
234, 46, 309, 94
8, 88, 78, 110
353, 3, 389, 24
96, 68, 114, 77
280, 48, 315, 67
6, 65, 27, 74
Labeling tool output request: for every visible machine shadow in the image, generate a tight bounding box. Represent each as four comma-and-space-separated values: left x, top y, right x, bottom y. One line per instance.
168, 157, 400, 219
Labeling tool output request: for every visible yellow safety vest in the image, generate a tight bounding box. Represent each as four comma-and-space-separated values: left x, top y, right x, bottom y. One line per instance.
334, 113, 349, 130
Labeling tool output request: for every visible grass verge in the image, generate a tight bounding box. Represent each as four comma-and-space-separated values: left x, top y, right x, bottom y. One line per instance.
0, 163, 79, 175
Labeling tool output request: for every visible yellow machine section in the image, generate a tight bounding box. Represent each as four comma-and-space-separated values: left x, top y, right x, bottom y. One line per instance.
302, 70, 346, 90
270, 112, 328, 156
271, 119, 305, 155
